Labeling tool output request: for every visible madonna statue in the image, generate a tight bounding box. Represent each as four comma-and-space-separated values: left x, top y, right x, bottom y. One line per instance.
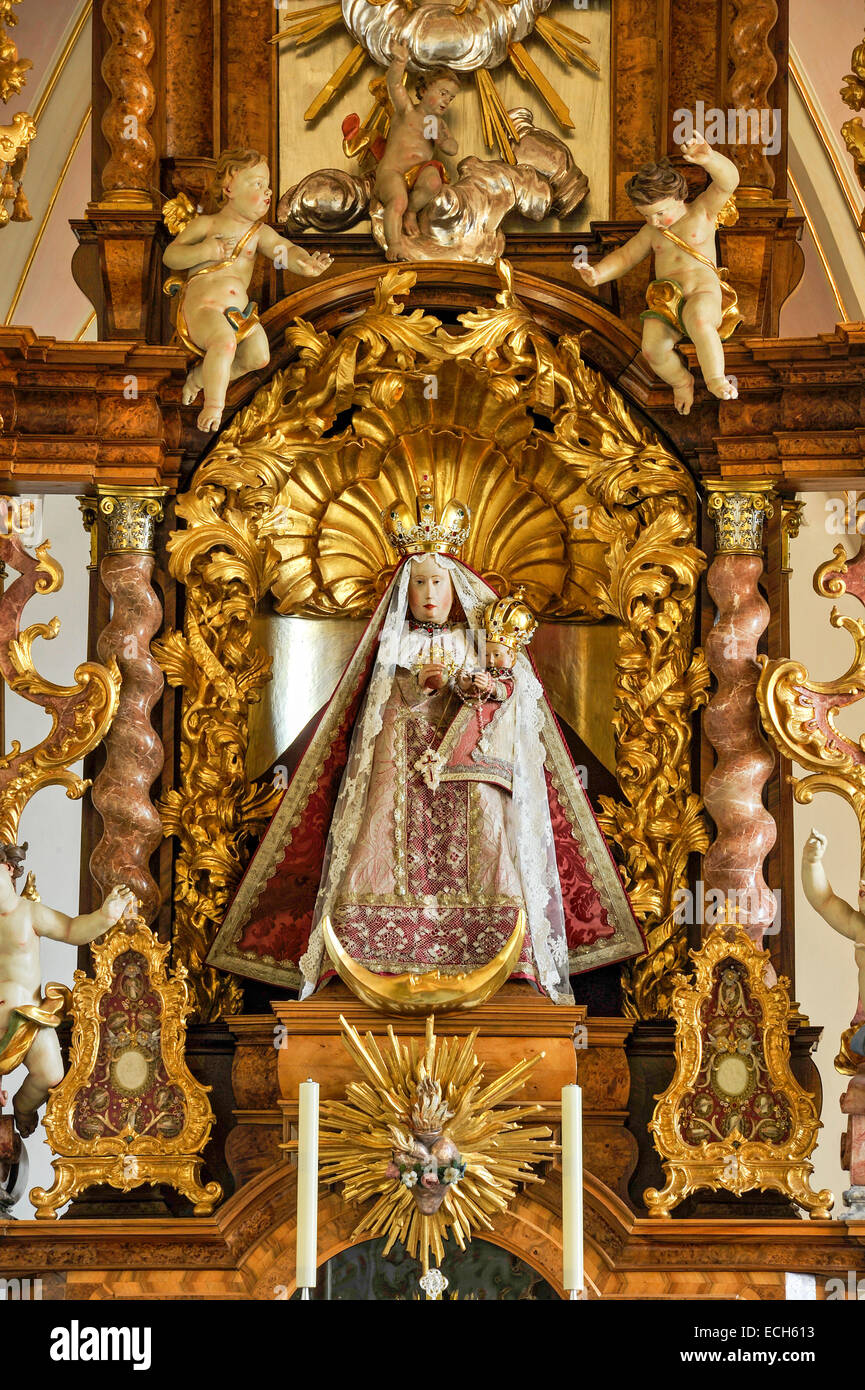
208, 487, 644, 1003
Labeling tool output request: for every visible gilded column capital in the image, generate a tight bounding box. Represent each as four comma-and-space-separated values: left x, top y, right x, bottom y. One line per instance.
705, 480, 775, 555
77, 497, 98, 571
97, 486, 167, 554
780, 497, 805, 573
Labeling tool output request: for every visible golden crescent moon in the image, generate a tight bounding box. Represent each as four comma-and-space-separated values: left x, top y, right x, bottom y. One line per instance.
321, 910, 526, 1015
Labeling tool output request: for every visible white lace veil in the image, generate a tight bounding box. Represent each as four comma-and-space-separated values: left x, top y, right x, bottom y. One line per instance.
298, 555, 573, 1004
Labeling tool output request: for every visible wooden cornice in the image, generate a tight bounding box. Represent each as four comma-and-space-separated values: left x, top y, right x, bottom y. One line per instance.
0, 327, 188, 493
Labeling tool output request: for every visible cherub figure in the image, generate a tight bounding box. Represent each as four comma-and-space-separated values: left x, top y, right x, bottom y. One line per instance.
0, 841, 137, 1136
375, 42, 460, 261
576, 134, 741, 415
802, 828, 865, 1058
163, 149, 333, 433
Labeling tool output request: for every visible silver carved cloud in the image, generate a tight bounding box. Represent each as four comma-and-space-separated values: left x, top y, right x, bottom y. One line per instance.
341, 0, 554, 72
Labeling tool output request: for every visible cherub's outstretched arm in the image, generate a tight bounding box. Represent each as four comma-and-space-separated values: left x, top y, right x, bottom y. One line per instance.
682, 133, 740, 222
257, 225, 332, 277
575, 223, 653, 289
802, 829, 865, 945
386, 41, 413, 116
163, 213, 226, 271
32, 886, 137, 945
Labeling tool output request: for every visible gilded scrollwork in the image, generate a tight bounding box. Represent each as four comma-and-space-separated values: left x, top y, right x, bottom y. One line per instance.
757, 536, 865, 880
161, 262, 707, 1021
31, 911, 221, 1218
644, 927, 833, 1218
758, 533, 865, 1072
0, 531, 121, 843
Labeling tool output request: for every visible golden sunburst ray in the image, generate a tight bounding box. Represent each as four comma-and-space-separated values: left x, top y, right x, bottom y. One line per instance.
319, 1014, 555, 1273
475, 68, 519, 163
534, 15, 600, 73
305, 43, 367, 121
270, 3, 346, 47
507, 41, 574, 129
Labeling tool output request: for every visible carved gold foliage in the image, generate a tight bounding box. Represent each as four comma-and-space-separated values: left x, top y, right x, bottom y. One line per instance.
0, 534, 120, 843
644, 928, 833, 1218
589, 501, 711, 1018
162, 262, 707, 1020
31, 912, 222, 1218
841, 36, 865, 192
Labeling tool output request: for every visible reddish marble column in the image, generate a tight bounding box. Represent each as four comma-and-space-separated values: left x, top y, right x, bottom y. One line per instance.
703, 483, 777, 955
90, 488, 167, 923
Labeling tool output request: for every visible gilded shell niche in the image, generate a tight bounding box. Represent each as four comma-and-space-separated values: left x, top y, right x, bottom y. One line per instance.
262, 359, 610, 621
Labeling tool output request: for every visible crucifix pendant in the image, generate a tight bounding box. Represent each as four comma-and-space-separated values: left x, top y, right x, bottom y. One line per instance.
413, 747, 446, 792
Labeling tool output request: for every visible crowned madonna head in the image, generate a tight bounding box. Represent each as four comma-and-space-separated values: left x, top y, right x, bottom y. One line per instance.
381, 479, 471, 560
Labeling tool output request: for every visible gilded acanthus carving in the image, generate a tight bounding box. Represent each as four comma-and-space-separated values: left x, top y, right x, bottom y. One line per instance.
159, 263, 708, 1021
0, 0, 35, 228
0, 531, 120, 843
841, 34, 865, 193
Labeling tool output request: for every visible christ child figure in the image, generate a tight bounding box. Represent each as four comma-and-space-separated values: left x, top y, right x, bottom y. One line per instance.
575, 134, 741, 415
163, 149, 333, 433
0, 842, 137, 1135
802, 828, 865, 1059
375, 42, 460, 262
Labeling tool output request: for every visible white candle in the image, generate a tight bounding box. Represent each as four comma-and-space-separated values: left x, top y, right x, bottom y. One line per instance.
296, 1079, 319, 1294
561, 1082, 584, 1297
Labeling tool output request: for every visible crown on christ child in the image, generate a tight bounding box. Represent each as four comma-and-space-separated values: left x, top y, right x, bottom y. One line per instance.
482, 587, 538, 656
381, 477, 471, 557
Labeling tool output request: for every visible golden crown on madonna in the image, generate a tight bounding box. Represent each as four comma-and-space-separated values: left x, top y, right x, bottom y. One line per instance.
482, 587, 538, 655
381, 481, 471, 556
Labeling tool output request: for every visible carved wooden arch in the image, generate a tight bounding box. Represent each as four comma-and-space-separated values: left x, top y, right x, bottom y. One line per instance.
220, 1161, 616, 1300
156, 262, 710, 1023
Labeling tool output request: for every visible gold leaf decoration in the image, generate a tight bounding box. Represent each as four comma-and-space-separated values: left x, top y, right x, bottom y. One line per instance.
161, 262, 707, 1020
319, 1014, 554, 1272
0, 534, 120, 843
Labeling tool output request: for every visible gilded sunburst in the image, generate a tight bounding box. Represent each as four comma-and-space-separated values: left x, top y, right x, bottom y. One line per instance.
273, 0, 599, 163
319, 1014, 555, 1272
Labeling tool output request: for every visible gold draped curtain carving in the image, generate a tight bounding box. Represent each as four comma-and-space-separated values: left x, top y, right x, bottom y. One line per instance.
156, 263, 709, 1022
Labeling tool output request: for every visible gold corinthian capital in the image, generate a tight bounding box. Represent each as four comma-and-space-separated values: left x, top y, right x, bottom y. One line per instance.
97, 486, 167, 554
705, 480, 775, 555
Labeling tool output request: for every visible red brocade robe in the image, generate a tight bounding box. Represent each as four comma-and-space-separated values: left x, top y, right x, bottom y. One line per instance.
208, 606, 645, 993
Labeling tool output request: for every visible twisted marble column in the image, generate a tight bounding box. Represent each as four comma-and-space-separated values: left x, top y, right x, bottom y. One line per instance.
100, 0, 156, 204
703, 483, 777, 953
90, 487, 167, 922
725, 0, 779, 195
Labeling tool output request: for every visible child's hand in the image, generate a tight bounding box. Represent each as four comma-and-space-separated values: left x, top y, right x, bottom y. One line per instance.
196, 234, 230, 262
471, 670, 493, 695
576, 262, 600, 287
301, 249, 333, 276
392, 40, 409, 65
802, 828, 828, 864
681, 133, 712, 165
